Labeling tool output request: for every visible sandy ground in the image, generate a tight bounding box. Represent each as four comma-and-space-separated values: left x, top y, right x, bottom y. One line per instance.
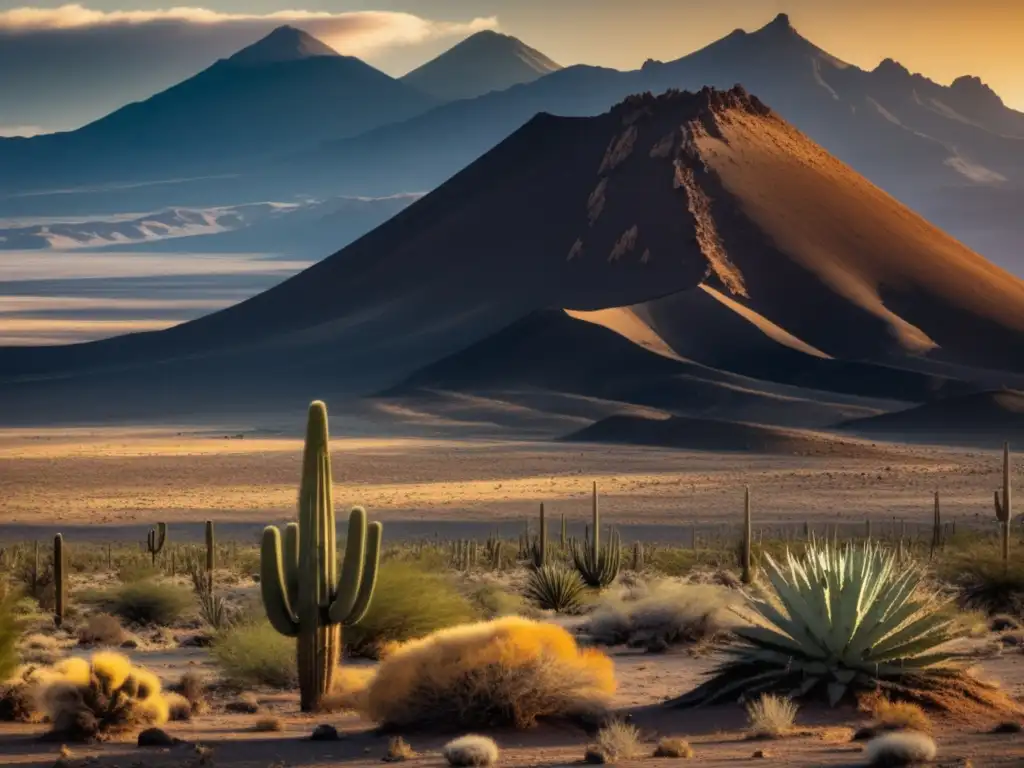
0, 426, 1009, 543
3, 643, 1024, 768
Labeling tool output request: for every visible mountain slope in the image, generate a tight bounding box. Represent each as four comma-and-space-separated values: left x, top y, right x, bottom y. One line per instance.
0, 26, 437, 191
401, 30, 562, 100
1, 87, 1023, 425
274, 13, 1024, 269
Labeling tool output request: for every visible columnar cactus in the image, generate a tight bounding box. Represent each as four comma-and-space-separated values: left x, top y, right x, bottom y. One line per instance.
930, 491, 942, 559
529, 503, 547, 568
995, 442, 1013, 566
569, 482, 620, 587
740, 487, 752, 585
632, 541, 644, 572
205, 520, 215, 591
259, 401, 382, 712
146, 522, 167, 565
54, 533, 66, 628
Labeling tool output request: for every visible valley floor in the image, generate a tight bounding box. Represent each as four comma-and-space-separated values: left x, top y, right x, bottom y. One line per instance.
0, 425, 1007, 541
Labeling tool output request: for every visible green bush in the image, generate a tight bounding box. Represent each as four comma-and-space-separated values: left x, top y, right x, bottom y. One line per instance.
211, 621, 296, 688
106, 581, 193, 626
344, 562, 478, 658
470, 583, 529, 619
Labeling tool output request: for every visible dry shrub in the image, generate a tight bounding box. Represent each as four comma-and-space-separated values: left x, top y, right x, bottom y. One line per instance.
173, 671, 207, 714
873, 669, 1022, 721
746, 694, 797, 739
165, 692, 192, 722
36, 652, 171, 741
211, 620, 295, 688
864, 697, 933, 734
587, 721, 641, 764
345, 563, 478, 659
77, 614, 125, 647
383, 736, 417, 762
865, 731, 937, 766
0, 678, 38, 723
443, 735, 499, 767
253, 716, 283, 732
1, 582, 24, 682
318, 666, 375, 713
19, 633, 61, 665
586, 581, 737, 652
225, 692, 261, 714
653, 736, 694, 758
363, 617, 615, 730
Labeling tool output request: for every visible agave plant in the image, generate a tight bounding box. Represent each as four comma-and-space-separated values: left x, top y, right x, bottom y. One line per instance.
670, 538, 975, 709
525, 565, 587, 613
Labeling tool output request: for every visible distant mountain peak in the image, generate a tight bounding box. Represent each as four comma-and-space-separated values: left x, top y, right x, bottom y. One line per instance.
769, 12, 794, 29
227, 25, 340, 66
951, 74, 1004, 107
401, 29, 561, 101
874, 58, 912, 77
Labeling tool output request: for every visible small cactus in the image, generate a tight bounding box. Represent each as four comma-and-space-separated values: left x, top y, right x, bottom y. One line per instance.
54, 533, 67, 628
995, 442, 1014, 566
632, 541, 644, 572
740, 487, 752, 585
146, 522, 167, 565
568, 482, 620, 588
529, 503, 547, 568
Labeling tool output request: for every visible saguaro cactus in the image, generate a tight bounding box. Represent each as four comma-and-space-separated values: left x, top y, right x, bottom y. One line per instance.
529, 503, 547, 568
205, 520, 216, 591
260, 401, 382, 712
54, 534, 66, 628
995, 442, 1014, 566
740, 487, 752, 585
146, 522, 167, 565
930, 491, 942, 559
569, 481, 620, 587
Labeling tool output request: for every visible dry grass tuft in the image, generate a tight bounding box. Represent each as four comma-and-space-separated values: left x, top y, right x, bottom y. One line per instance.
383, 736, 417, 762
165, 692, 192, 722
586, 720, 641, 764
443, 735, 499, 767
746, 694, 798, 739
318, 666, 375, 713
253, 716, 283, 732
225, 692, 261, 714
865, 698, 933, 734
586, 581, 737, 652
653, 736, 694, 758
363, 617, 615, 730
18, 633, 61, 665
76, 615, 125, 647
864, 731, 937, 766
211, 621, 296, 688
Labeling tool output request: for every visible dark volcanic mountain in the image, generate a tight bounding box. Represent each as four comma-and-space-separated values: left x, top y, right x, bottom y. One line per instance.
1, 87, 1023, 435
0, 26, 437, 191
400, 30, 562, 101
273, 13, 1024, 271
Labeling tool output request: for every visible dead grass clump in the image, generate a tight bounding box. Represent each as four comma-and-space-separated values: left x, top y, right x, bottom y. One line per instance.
874, 670, 1022, 721
211, 621, 295, 688
864, 698, 933, 734
19, 633, 61, 665
38, 652, 171, 742
253, 716, 283, 732
585, 581, 736, 652
363, 617, 615, 730
586, 721, 641, 764
165, 692, 192, 722
383, 736, 417, 762
173, 671, 208, 715
0, 680, 37, 722
318, 666, 375, 713
225, 692, 261, 714
989, 614, 1020, 632
864, 732, 937, 766
746, 694, 798, 739
653, 736, 694, 758
443, 735, 499, 767
77, 614, 125, 647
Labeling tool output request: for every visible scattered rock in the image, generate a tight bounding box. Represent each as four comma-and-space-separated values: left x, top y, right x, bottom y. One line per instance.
138, 728, 182, 748
752, 748, 771, 759
853, 726, 878, 741
178, 633, 215, 648
119, 638, 139, 649
991, 721, 1023, 734
310, 724, 341, 741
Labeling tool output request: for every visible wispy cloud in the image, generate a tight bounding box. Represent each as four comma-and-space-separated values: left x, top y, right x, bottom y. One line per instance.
0, 124, 45, 137
0, 5, 498, 54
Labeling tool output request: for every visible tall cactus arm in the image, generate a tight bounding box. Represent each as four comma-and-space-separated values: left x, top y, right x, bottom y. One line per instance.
329, 507, 368, 622
339, 521, 382, 626
996, 490, 1007, 521
261, 526, 299, 637
283, 521, 300, 608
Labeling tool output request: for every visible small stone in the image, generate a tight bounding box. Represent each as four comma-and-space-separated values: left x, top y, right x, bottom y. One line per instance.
310, 724, 341, 741
178, 633, 215, 648
852, 726, 877, 741
991, 721, 1023, 734
752, 748, 771, 759
137, 728, 181, 748
120, 638, 139, 649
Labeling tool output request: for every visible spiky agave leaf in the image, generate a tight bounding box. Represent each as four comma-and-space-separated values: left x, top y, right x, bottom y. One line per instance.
669, 538, 966, 708
525, 565, 587, 613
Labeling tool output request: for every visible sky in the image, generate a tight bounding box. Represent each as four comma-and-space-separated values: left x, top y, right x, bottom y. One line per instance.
1, 0, 1021, 135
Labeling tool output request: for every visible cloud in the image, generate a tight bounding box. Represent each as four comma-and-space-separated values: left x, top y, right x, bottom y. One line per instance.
0, 5, 498, 132
0, 125, 46, 137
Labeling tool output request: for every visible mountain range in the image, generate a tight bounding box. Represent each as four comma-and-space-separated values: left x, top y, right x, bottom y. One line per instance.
4, 15, 1019, 271
2, 86, 1023, 447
